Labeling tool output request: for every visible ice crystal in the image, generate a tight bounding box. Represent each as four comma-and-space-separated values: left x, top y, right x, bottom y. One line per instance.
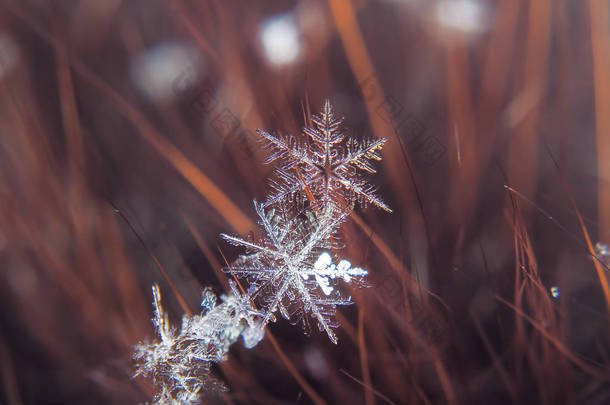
135, 100, 389, 402
310, 252, 368, 295
258, 100, 391, 212
221, 202, 368, 344
134, 284, 265, 404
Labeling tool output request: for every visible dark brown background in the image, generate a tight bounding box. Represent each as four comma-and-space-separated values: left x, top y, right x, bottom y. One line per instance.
0, 0, 609, 404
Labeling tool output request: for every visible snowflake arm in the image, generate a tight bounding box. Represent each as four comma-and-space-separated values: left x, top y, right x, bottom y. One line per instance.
220, 234, 285, 261
340, 137, 387, 173
257, 129, 317, 167
265, 168, 316, 208
336, 176, 391, 213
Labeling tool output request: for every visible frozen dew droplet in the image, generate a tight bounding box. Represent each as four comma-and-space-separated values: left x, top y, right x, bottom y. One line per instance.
337, 259, 351, 273
550, 286, 560, 299
315, 252, 333, 271
595, 242, 608, 257
315, 274, 334, 296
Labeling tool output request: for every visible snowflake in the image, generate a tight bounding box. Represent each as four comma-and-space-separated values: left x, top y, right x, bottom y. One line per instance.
135, 99, 389, 403
221, 202, 368, 344
134, 284, 265, 404
258, 100, 391, 212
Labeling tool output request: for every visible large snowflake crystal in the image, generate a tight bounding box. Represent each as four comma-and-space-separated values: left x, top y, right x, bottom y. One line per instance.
221, 202, 368, 344
258, 100, 392, 212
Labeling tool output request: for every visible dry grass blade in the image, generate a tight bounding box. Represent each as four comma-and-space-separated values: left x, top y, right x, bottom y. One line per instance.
3, 1, 609, 404
496, 295, 607, 378
339, 369, 397, 405
266, 332, 327, 405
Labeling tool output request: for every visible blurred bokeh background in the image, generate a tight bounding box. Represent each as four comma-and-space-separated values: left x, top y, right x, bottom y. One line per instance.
1, 0, 609, 404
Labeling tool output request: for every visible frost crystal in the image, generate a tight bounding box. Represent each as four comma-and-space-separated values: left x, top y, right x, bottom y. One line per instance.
310, 252, 368, 295
134, 284, 264, 404
222, 202, 368, 344
135, 100, 389, 402
258, 100, 391, 212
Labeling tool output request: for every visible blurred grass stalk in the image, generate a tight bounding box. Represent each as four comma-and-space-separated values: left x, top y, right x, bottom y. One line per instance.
0, 0, 609, 404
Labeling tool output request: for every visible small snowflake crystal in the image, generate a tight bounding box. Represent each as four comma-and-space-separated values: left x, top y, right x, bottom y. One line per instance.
258, 100, 391, 212
134, 284, 264, 404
